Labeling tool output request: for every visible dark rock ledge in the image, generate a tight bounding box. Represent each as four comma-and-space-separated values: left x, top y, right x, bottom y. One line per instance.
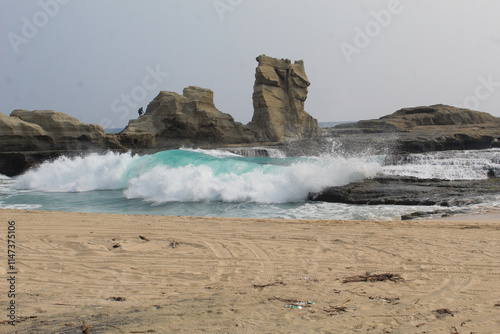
308, 175, 500, 207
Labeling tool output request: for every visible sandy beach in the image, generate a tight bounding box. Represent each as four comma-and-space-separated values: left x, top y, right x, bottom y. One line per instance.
1, 209, 499, 333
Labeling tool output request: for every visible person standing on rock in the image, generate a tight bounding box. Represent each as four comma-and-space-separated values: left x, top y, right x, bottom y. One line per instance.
138, 107, 144, 117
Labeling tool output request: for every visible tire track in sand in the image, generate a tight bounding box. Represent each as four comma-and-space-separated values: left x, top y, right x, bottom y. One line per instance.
204, 241, 236, 282
241, 241, 275, 281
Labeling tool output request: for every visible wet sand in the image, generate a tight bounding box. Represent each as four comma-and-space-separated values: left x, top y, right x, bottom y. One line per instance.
1, 209, 499, 333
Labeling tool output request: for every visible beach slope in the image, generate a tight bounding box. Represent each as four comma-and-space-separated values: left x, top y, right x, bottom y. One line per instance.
1, 209, 499, 333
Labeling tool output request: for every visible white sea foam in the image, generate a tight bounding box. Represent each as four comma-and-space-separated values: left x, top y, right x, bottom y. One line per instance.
0, 202, 42, 210
13, 149, 382, 203
4, 148, 499, 219
14, 151, 142, 192
181, 147, 242, 157
123, 154, 381, 204
382, 149, 500, 180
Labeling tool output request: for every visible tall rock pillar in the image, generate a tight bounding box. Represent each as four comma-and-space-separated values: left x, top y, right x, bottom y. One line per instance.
248, 55, 322, 142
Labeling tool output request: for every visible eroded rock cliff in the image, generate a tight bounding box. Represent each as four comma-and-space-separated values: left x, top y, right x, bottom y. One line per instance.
118, 86, 256, 149
6, 110, 120, 151
118, 55, 322, 149
0, 110, 121, 176
248, 55, 322, 142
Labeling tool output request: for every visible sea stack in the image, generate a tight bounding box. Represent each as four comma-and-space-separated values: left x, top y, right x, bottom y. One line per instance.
248, 55, 322, 142
118, 86, 255, 149
118, 55, 323, 149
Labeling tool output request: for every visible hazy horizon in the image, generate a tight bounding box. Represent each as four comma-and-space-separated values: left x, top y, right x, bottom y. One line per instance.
2, 0, 500, 128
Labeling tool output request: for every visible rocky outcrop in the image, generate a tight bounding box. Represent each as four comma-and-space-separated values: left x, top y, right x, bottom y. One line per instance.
0, 110, 121, 176
352, 104, 499, 131
118, 86, 256, 149
5, 110, 120, 151
1, 111, 49, 152
118, 55, 322, 149
327, 104, 500, 153
308, 175, 500, 207
248, 55, 322, 142
0, 55, 324, 176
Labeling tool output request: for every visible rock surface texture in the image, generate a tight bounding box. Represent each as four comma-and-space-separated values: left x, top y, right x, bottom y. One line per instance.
248, 55, 322, 142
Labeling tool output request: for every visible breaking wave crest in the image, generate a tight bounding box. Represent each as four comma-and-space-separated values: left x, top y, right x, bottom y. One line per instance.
14, 149, 382, 203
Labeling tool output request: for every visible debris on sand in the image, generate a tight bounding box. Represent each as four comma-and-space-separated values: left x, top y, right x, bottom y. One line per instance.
432, 308, 454, 318
108, 296, 126, 302
253, 281, 286, 289
369, 296, 401, 304
342, 273, 404, 283
323, 306, 348, 315
81, 320, 93, 334
269, 296, 315, 308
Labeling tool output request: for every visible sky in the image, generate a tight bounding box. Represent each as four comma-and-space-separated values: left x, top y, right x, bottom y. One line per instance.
1, 0, 500, 129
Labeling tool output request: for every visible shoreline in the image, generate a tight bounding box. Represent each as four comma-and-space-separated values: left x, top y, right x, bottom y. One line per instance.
3, 205, 500, 221
1, 209, 499, 333
428, 210, 500, 221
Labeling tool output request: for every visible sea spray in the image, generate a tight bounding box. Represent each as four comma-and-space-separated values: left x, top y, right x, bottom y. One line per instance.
14, 151, 142, 192
14, 149, 382, 203
123, 150, 381, 203
382, 149, 500, 180
4, 148, 500, 219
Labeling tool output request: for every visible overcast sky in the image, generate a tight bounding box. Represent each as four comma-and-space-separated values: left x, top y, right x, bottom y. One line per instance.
2, 0, 500, 129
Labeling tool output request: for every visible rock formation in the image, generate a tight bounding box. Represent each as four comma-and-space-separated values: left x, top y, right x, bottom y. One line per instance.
248, 55, 322, 142
357, 104, 499, 131
5, 110, 120, 151
118, 86, 256, 149
308, 175, 500, 207
326, 104, 500, 153
4, 57, 499, 178
118, 55, 322, 149
0, 110, 120, 176
0, 55, 323, 176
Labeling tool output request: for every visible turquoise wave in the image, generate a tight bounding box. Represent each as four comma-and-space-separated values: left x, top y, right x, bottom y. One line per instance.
14, 149, 381, 203
138, 149, 284, 175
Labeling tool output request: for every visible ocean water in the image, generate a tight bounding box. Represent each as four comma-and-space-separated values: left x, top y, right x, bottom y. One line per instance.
1, 148, 499, 220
